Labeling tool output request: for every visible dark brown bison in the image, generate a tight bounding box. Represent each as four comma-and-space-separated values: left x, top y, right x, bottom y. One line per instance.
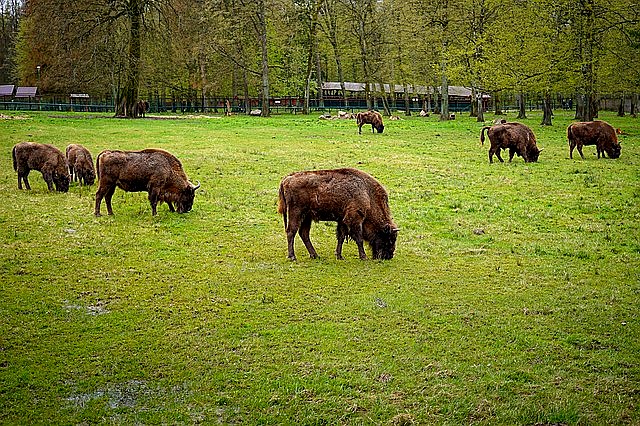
278, 168, 398, 261
356, 110, 384, 134
94, 148, 200, 216
480, 122, 541, 163
133, 100, 149, 118
12, 142, 70, 192
66, 144, 95, 186
567, 120, 621, 159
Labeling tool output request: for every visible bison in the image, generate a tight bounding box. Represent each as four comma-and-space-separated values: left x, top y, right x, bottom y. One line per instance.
480, 122, 541, 163
278, 168, 398, 261
66, 144, 95, 186
567, 120, 621, 159
356, 110, 384, 134
94, 148, 200, 216
133, 100, 149, 118
12, 142, 70, 192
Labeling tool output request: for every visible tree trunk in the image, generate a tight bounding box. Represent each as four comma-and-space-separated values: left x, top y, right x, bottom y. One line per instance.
631, 94, 637, 118
115, 1, 142, 118
404, 84, 411, 116
439, 59, 449, 121
315, 41, 324, 109
476, 93, 484, 122
617, 94, 625, 117
541, 92, 553, 126
470, 87, 478, 117
257, 0, 270, 117
516, 91, 527, 119
580, 0, 597, 122
575, 93, 584, 120
493, 91, 502, 115
302, 3, 319, 115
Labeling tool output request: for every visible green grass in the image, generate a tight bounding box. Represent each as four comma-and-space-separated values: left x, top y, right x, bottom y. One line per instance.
1, 110, 638, 424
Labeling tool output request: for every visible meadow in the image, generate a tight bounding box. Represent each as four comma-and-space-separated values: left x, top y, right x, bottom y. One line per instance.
0, 110, 638, 425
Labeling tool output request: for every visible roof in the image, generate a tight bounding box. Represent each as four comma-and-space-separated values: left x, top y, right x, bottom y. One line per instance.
321, 82, 490, 98
0, 85, 15, 97
15, 87, 38, 97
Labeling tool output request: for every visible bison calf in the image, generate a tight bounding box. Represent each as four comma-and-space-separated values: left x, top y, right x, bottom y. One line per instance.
12, 142, 70, 192
356, 110, 384, 134
278, 168, 398, 261
66, 144, 95, 186
480, 122, 541, 163
567, 120, 621, 159
94, 148, 200, 216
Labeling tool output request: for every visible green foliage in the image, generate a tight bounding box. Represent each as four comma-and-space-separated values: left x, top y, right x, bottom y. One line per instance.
0, 112, 639, 424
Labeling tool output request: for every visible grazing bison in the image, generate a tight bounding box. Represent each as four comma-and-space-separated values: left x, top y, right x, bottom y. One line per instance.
94, 148, 200, 216
356, 110, 384, 134
12, 142, 70, 192
278, 168, 398, 261
480, 122, 541, 163
567, 120, 621, 159
66, 144, 95, 186
133, 100, 149, 118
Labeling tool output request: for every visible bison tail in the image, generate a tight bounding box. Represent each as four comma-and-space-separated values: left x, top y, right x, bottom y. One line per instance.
12, 145, 17, 171
480, 126, 491, 146
277, 181, 287, 230
95, 151, 103, 180
567, 124, 574, 146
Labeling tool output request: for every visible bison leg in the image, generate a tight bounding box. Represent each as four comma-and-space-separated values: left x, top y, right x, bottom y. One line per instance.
335, 222, 348, 260
358, 124, 363, 134
103, 185, 117, 215
343, 210, 367, 260
298, 217, 318, 259
508, 148, 516, 162
95, 183, 115, 216
569, 141, 576, 159
285, 212, 301, 261
489, 147, 501, 163
42, 172, 55, 191
17, 169, 30, 190
94, 186, 106, 216
371, 124, 375, 133
167, 201, 175, 212
576, 144, 586, 159
351, 224, 367, 260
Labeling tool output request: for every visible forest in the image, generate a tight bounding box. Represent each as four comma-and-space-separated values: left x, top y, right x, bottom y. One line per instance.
0, 0, 639, 119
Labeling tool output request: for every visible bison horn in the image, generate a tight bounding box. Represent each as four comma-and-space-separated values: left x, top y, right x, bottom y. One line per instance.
192, 181, 201, 190
392, 227, 400, 232
538, 148, 544, 152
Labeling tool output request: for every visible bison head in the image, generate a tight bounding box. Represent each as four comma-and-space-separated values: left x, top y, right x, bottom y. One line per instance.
526, 146, 541, 163
369, 224, 398, 260
376, 123, 385, 133
606, 144, 621, 159
53, 171, 70, 192
175, 181, 200, 213
83, 169, 96, 186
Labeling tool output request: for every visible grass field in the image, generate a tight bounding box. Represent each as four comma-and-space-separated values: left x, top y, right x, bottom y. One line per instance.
1, 110, 638, 424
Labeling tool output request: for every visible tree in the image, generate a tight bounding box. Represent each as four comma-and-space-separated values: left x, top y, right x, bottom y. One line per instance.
318, 0, 348, 108
0, 0, 22, 84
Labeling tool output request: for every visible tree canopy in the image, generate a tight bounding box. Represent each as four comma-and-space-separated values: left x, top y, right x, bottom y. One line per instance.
2, 0, 638, 118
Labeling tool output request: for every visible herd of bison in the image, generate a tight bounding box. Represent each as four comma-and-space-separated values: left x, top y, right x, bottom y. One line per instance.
11, 115, 623, 261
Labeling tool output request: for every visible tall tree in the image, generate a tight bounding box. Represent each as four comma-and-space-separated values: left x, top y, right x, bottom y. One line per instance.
0, 0, 22, 83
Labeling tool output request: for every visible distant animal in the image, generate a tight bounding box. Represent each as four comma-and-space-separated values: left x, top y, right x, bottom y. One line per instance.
567, 120, 621, 159
356, 110, 384, 134
480, 122, 541, 163
65, 144, 95, 186
94, 148, 200, 216
133, 100, 149, 118
12, 142, 70, 192
277, 168, 398, 261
